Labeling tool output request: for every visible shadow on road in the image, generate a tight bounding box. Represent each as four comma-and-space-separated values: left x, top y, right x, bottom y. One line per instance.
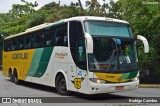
6, 79, 132, 102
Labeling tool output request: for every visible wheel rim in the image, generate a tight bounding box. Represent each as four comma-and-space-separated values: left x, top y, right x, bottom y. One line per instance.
59, 79, 66, 91
14, 73, 18, 83
15, 76, 18, 82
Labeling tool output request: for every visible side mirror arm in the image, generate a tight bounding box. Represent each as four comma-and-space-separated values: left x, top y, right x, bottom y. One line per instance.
137, 35, 149, 53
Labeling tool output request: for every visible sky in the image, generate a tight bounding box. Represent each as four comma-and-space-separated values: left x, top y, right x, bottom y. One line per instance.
0, 0, 114, 13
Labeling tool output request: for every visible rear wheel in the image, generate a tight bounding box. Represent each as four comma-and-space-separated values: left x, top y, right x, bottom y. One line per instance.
9, 71, 13, 82
13, 71, 21, 85
56, 75, 67, 95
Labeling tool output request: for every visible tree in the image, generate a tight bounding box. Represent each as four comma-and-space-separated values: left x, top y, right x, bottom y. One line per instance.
45, 2, 85, 22
9, 0, 38, 18
27, 9, 50, 28
119, 0, 160, 83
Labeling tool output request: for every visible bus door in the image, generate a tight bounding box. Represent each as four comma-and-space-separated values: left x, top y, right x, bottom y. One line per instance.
69, 21, 87, 92
76, 38, 88, 93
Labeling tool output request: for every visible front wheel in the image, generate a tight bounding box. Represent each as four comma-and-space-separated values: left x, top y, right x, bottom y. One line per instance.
56, 75, 67, 95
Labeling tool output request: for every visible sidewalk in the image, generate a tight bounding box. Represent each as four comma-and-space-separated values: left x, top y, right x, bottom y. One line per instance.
139, 84, 160, 88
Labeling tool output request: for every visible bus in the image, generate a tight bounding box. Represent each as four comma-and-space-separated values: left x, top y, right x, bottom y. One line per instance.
2, 16, 149, 95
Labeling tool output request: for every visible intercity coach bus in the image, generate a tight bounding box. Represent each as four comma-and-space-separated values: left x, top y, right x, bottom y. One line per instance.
2, 16, 149, 95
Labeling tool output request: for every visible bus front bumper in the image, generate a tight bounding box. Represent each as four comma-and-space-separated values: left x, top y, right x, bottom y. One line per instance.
87, 80, 139, 94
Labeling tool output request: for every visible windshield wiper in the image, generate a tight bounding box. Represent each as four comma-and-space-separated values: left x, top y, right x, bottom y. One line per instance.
107, 49, 116, 72
93, 57, 100, 70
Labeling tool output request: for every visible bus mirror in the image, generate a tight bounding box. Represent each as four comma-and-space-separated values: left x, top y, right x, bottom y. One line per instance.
84, 33, 93, 53
137, 35, 149, 53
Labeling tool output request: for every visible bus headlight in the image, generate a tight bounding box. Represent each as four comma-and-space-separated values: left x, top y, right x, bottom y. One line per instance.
132, 76, 139, 81
89, 78, 106, 84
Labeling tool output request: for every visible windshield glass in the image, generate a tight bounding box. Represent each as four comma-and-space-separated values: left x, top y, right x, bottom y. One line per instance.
88, 37, 138, 72
84, 21, 133, 37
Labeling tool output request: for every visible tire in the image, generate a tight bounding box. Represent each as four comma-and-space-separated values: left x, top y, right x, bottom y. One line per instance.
56, 75, 67, 95
9, 71, 14, 82
13, 71, 21, 85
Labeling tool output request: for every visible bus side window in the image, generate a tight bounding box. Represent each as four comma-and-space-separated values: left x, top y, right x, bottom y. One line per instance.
55, 23, 68, 46
4, 40, 10, 51
41, 31, 45, 47
50, 27, 56, 46
11, 38, 17, 51
8, 40, 11, 51
46, 36, 53, 46
56, 33, 63, 46
35, 32, 42, 48
4, 40, 6, 51
4, 40, 8, 51
64, 34, 67, 46
18, 36, 24, 50
43, 28, 52, 47
30, 34, 35, 48
24, 35, 31, 49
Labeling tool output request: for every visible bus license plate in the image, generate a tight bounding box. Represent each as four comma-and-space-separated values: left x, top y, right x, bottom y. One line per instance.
115, 86, 124, 90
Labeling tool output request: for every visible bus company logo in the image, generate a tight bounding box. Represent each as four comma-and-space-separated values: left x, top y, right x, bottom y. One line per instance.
2, 98, 11, 103
55, 52, 68, 59
12, 53, 28, 60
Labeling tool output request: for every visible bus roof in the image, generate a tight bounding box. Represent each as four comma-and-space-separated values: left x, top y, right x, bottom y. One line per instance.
5, 16, 129, 40
64, 16, 129, 24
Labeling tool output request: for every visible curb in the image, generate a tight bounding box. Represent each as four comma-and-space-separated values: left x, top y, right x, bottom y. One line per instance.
139, 84, 160, 88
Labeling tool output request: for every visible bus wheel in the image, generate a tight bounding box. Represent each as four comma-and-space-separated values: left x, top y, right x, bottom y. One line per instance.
13, 71, 20, 85
56, 75, 67, 95
9, 70, 14, 82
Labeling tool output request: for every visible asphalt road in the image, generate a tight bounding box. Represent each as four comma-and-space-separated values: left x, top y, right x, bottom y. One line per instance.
0, 71, 159, 106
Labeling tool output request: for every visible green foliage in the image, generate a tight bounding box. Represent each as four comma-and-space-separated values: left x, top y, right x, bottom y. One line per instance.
9, 0, 38, 18
45, 2, 85, 22
27, 9, 50, 28
42, 1, 59, 10
119, 0, 160, 78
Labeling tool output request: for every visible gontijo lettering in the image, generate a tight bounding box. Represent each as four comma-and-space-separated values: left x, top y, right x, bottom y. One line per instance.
12, 53, 28, 59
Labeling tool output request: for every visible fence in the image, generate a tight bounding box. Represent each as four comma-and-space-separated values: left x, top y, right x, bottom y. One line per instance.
140, 70, 160, 84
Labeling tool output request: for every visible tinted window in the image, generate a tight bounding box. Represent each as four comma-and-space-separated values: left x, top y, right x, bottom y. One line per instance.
54, 23, 68, 46
4, 23, 68, 51
69, 21, 86, 70
11, 38, 17, 50
17, 36, 24, 50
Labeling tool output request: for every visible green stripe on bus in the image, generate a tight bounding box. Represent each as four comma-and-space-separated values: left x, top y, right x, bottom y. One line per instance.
121, 73, 130, 79
127, 71, 138, 79
27, 48, 44, 76
33, 47, 53, 77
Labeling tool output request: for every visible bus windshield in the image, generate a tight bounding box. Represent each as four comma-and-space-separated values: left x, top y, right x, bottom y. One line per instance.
84, 21, 133, 37
88, 37, 138, 72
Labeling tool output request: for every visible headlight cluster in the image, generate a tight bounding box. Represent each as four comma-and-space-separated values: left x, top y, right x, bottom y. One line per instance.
89, 78, 106, 84
132, 76, 139, 81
